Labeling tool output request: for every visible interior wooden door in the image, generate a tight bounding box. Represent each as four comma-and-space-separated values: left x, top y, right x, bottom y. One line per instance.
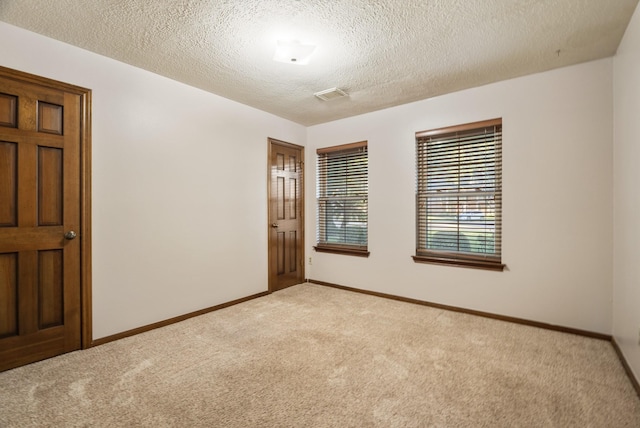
0, 70, 87, 371
268, 139, 304, 291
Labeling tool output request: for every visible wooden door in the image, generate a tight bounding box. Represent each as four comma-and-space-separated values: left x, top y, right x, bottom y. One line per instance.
0, 68, 90, 372
268, 139, 304, 291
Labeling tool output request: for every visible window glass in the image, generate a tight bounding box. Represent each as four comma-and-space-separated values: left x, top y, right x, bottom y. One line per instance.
316, 142, 368, 256
415, 119, 503, 270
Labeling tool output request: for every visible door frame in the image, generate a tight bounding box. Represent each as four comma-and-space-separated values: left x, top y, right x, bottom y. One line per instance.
267, 138, 305, 292
0, 66, 93, 349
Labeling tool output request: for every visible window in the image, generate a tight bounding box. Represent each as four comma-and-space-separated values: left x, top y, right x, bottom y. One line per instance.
315, 141, 369, 257
414, 118, 503, 271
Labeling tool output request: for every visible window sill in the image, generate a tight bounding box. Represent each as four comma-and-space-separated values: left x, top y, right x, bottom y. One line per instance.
412, 255, 505, 271
314, 246, 370, 258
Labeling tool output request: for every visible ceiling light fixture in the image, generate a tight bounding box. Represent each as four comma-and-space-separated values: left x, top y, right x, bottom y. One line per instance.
314, 87, 349, 101
273, 40, 316, 65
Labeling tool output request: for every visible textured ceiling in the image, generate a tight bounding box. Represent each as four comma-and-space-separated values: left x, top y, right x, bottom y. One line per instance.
1, 0, 637, 126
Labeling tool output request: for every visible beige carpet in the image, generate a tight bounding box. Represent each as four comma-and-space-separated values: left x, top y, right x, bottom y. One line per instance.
1, 283, 639, 427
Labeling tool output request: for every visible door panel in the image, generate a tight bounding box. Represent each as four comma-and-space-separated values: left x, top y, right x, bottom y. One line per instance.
268, 139, 304, 291
38, 249, 64, 329
0, 70, 88, 372
38, 147, 64, 226
0, 93, 18, 127
0, 141, 17, 226
0, 253, 18, 337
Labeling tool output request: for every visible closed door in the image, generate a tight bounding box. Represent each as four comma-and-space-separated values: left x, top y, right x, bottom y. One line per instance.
0, 68, 89, 371
268, 139, 304, 291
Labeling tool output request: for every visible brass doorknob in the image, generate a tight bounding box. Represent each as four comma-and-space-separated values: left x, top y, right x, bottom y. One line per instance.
271, 223, 279, 228
64, 231, 77, 240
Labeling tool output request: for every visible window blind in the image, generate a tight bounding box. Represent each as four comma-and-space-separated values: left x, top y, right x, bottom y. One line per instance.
416, 119, 502, 265
316, 141, 368, 252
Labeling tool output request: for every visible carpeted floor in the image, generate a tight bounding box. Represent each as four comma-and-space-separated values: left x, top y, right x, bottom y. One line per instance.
1, 283, 639, 427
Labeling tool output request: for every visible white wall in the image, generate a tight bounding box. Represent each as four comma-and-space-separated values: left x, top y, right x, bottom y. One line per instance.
0, 22, 306, 339
613, 4, 640, 381
307, 59, 614, 334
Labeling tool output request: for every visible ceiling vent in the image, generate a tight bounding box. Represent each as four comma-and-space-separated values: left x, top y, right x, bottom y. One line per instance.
314, 87, 348, 101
